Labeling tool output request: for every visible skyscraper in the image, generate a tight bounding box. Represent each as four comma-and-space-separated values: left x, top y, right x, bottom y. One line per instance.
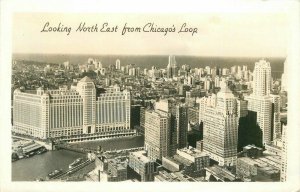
155, 99, 188, 155
173, 105, 188, 150
271, 94, 281, 140
167, 62, 172, 78
166, 55, 178, 78
115, 59, 121, 70
144, 109, 171, 161
245, 59, 280, 145
76, 77, 97, 134
203, 82, 238, 166
252, 60, 272, 97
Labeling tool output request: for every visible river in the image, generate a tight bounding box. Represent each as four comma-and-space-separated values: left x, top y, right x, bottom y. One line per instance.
12, 136, 144, 181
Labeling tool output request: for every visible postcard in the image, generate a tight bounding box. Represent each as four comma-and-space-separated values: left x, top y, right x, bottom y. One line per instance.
0, 0, 299, 191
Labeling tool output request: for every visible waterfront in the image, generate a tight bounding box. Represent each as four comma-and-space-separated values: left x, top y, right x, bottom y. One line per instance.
12, 150, 85, 181
68, 135, 144, 151
12, 136, 144, 181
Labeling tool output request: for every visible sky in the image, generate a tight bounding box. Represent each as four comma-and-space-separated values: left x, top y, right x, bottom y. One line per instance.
12, 2, 289, 57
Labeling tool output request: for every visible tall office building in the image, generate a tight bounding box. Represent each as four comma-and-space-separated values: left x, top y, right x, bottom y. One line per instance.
167, 62, 172, 78
252, 60, 272, 97
197, 94, 217, 123
173, 105, 188, 149
205, 66, 211, 75
76, 77, 97, 134
13, 76, 131, 139
245, 59, 280, 144
115, 59, 121, 70
166, 55, 178, 78
271, 95, 281, 140
155, 99, 188, 155
214, 76, 220, 88
203, 82, 238, 166
144, 109, 171, 161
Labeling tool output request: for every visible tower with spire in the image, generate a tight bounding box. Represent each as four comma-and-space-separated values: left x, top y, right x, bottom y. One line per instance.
203, 81, 238, 166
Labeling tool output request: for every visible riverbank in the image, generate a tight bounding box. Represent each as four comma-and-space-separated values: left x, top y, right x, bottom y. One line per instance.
12, 149, 86, 181
12, 135, 144, 181
68, 135, 144, 152
12, 138, 48, 162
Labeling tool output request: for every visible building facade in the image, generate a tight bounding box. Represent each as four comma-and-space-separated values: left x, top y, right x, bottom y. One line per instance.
128, 150, 156, 182
144, 109, 171, 161
245, 59, 281, 144
280, 123, 287, 182
155, 99, 188, 155
176, 147, 210, 173
203, 82, 238, 166
13, 76, 131, 140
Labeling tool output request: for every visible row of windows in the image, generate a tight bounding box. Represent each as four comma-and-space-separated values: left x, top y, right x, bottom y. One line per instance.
51, 99, 82, 103
96, 102, 129, 124
50, 104, 83, 128
14, 102, 42, 127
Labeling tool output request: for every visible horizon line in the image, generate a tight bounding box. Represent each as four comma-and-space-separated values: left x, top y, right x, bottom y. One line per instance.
12, 52, 287, 59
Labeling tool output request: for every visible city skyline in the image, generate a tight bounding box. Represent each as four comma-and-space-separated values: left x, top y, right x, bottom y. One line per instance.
11, 54, 289, 182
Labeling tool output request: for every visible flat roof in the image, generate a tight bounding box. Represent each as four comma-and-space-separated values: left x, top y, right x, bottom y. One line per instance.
173, 155, 192, 166
238, 156, 280, 172
205, 166, 236, 181
178, 147, 209, 158
131, 150, 151, 163
163, 156, 182, 166
155, 170, 196, 182
107, 158, 127, 171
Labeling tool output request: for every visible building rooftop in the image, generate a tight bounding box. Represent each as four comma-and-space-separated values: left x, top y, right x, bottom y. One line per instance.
205, 165, 236, 181
265, 143, 281, 150
79, 76, 93, 83
146, 109, 169, 118
255, 59, 271, 68
130, 150, 151, 163
155, 170, 196, 182
173, 155, 192, 166
107, 158, 127, 171
217, 82, 234, 98
243, 144, 263, 151
163, 156, 182, 166
238, 157, 264, 167
22, 143, 43, 153
177, 147, 208, 158
238, 155, 280, 171
23, 90, 37, 94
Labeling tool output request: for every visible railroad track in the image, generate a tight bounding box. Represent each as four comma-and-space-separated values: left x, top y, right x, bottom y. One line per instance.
50, 159, 95, 180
